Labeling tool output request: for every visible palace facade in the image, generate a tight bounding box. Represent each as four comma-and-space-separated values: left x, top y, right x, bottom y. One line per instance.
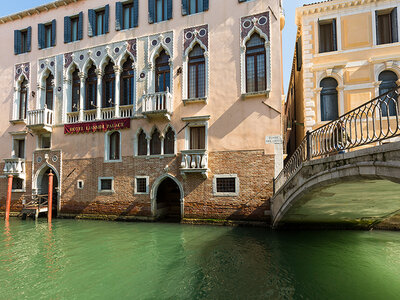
0, 0, 284, 222
285, 0, 400, 157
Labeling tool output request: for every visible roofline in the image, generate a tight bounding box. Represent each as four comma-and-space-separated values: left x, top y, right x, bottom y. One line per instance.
0, 0, 83, 24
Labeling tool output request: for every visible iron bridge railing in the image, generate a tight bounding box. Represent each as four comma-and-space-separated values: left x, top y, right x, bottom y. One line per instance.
274, 86, 400, 193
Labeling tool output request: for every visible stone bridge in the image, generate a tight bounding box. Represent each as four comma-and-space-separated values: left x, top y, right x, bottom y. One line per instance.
271, 141, 400, 229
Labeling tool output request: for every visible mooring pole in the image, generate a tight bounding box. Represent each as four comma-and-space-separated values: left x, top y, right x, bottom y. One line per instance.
48, 171, 54, 223
5, 175, 13, 221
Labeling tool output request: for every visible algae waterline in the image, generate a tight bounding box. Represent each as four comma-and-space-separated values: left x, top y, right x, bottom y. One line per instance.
1, 219, 400, 299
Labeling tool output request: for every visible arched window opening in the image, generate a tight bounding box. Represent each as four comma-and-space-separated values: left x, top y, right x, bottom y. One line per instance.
245, 33, 266, 93
150, 129, 161, 155
121, 57, 135, 106
164, 127, 175, 154
379, 70, 398, 117
103, 61, 115, 108
45, 74, 54, 110
188, 44, 205, 98
72, 69, 80, 112
19, 78, 28, 120
109, 131, 120, 160
138, 130, 147, 156
85, 65, 97, 110
155, 50, 170, 93
320, 77, 339, 122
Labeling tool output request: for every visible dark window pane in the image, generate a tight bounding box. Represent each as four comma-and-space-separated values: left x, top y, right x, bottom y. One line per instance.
150, 130, 161, 155
378, 13, 392, 44
319, 21, 335, 53
12, 178, 24, 190
109, 132, 120, 160
216, 178, 236, 193
45, 74, 54, 110
100, 179, 112, 190
164, 128, 174, 154
136, 178, 147, 193
320, 77, 339, 121
190, 126, 205, 150
379, 70, 398, 116
138, 131, 147, 155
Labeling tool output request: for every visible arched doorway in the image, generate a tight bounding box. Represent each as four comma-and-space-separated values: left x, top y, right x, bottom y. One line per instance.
379, 70, 398, 116
320, 77, 339, 121
36, 166, 59, 217
155, 177, 182, 221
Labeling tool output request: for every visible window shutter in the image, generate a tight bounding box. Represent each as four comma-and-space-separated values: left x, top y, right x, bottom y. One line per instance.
64, 16, 71, 43
182, 0, 188, 16
167, 0, 173, 20
332, 19, 337, 51
391, 8, 398, 43
133, 0, 139, 27
27, 27, 32, 52
296, 37, 302, 72
115, 2, 122, 31
78, 12, 83, 40
88, 9, 95, 37
105, 4, 110, 33
238, 0, 247, 2
38, 23, 45, 49
203, 0, 209, 11
51, 19, 56, 47
375, 11, 380, 45
148, 0, 155, 24
14, 30, 21, 55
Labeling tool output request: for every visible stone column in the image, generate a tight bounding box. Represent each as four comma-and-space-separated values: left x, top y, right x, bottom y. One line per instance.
146, 136, 151, 156
63, 78, 71, 124
96, 69, 103, 120
160, 136, 164, 156
78, 72, 86, 122
114, 66, 122, 118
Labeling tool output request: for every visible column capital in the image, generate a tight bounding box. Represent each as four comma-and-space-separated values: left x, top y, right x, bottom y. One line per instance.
113, 65, 122, 74
95, 69, 103, 79
78, 72, 87, 80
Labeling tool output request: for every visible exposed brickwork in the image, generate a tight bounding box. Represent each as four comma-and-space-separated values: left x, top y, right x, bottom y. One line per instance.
1, 151, 273, 222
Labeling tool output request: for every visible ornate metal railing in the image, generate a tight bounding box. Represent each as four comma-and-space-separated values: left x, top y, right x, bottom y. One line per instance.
274, 86, 400, 193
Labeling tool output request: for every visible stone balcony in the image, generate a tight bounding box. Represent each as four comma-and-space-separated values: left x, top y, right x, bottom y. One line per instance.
142, 91, 173, 120
3, 158, 26, 179
66, 105, 135, 124
26, 108, 54, 133
180, 149, 208, 178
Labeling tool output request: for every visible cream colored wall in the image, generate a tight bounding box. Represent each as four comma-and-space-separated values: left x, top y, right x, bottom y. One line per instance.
0, 0, 283, 160
295, 0, 400, 132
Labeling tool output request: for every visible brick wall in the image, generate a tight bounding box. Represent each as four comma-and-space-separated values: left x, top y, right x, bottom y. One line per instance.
1, 150, 274, 222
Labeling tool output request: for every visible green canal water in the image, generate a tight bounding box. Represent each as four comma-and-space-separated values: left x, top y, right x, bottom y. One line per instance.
1, 219, 400, 299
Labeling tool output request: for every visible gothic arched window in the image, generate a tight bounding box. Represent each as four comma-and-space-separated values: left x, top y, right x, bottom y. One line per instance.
320, 77, 339, 121
109, 131, 120, 160
245, 33, 266, 93
45, 74, 54, 110
19, 78, 28, 120
138, 130, 147, 156
103, 61, 115, 108
85, 65, 97, 110
121, 57, 135, 106
155, 50, 170, 93
188, 44, 205, 98
72, 69, 80, 112
150, 129, 161, 155
164, 127, 175, 154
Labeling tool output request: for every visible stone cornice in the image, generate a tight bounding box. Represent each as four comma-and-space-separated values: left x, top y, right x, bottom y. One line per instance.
295, 0, 386, 25
0, 0, 83, 25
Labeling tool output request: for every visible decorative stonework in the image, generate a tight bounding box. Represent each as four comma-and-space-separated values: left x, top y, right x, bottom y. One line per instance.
15, 63, 30, 81
240, 12, 270, 43
64, 52, 73, 69
148, 31, 173, 60
184, 24, 208, 53
126, 39, 137, 58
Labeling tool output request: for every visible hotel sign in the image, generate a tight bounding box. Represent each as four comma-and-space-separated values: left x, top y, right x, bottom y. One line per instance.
64, 118, 130, 134
265, 135, 282, 144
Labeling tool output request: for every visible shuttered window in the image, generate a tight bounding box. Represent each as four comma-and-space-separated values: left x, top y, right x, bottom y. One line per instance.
318, 19, 337, 53
64, 13, 83, 43
376, 8, 398, 45
149, 0, 172, 23
88, 5, 109, 37
38, 20, 56, 49
182, 0, 208, 15
116, 1, 139, 30
14, 28, 31, 55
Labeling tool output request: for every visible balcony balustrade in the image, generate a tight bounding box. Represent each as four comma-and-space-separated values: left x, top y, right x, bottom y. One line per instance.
142, 91, 173, 120
3, 158, 26, 178
26, 108, 54, 132
119, 105, 134, 118
66, 111, 79, 123
101, 107, 115, 120
83, 109, 97, 122
180, 149, 208, 178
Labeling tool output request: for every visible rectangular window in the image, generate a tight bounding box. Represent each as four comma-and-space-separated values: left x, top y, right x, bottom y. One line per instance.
40, 135, 51, 149
123, 2, 134, 29
12, 178, 24, 191
99, 178, 113, 192
190, 126, 205, 150
96, 10, 105, 36
71, 16, 79, 42
45, 24, 52, 48
376, 8, 398, 45
156, 0, 168, 22
14, 27, 31, 54
135, 177, 149, 194
21, 30, 28, 53
213, 175, 239, 196
319, 19, 337, 53
13, 139, 25, 159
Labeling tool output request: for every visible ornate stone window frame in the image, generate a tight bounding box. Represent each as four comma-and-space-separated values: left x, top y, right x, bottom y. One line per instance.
182, 115, 210, 151
182, 25, 209, 105
162, 124, 177, 155
13, 64, 30, 123
240, 12, 271, 98
213, 174, 239, 197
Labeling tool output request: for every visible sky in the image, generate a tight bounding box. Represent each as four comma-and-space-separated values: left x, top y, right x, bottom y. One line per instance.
1, 0, 317, 94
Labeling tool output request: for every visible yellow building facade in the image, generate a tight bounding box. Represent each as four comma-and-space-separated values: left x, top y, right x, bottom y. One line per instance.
285, 0, 400, 154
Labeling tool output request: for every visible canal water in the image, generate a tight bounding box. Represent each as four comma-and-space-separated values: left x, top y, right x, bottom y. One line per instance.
1, 219, 400, 299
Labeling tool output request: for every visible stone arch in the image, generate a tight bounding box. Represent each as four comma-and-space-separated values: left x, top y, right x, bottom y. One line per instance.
242, 25, 269, 48
150, 173, 184, 220
65, 62, 80, 81
82, 58, 97, 74
117, 50, 136, 69
99, 55, 116, 72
